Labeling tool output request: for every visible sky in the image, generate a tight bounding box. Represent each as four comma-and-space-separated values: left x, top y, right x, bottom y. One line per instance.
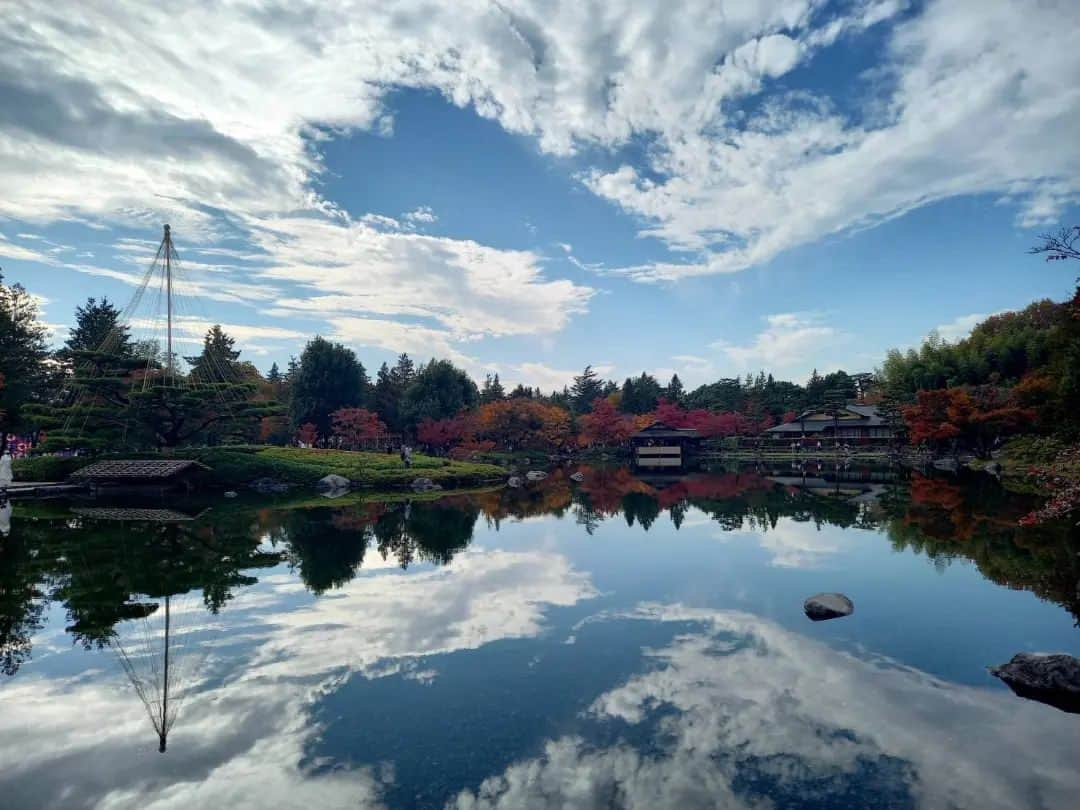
1, 0, 1078, 392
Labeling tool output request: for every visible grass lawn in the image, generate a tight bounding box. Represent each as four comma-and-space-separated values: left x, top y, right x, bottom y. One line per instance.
14, 445, 505, 490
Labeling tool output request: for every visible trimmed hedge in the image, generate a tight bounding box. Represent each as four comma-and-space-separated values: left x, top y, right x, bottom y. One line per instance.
15, 445, 503, 489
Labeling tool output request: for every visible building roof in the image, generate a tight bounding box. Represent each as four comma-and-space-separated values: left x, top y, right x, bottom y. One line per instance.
70, 459, 204, 480
631, 421, 701, 440
765, 404, 887, 434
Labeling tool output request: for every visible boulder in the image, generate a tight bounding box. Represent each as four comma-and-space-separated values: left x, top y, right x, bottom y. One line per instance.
525, 470, 548, 482
804, 592, 854, 621
990, 653, 1080, 714
411, 477, 442, 492
249, 477, 291, 494
569, 471, 585, 483
223, 490, 238, 499
507, 476, 523, 488
316, 474, 350, 492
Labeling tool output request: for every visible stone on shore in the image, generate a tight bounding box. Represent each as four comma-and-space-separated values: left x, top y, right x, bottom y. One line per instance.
526, 470, 548, 481
316, 474, 350, 492
411, 477, 442, 492
804, 592, 854, 621
569, 471, 585, 482
249, 477, 291, 494
990, 653, 1080, 714
507, 476, 523, 488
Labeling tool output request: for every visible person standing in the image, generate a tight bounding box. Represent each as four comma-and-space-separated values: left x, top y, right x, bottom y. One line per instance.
0, 450, 13, 493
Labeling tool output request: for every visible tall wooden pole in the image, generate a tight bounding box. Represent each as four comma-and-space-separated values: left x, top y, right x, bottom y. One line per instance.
164, 224, 173, 381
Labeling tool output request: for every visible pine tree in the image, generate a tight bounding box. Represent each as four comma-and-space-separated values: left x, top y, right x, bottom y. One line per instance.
185, 325, 240, 384
0, 271, 49, 452
666, 373, 685, 404
373, 361, 403, 433
570, 365, 605, 413
481, 373, 505, 403
393, 353, 416, 387
267, 362, 282, 384
62, 297, 132, 357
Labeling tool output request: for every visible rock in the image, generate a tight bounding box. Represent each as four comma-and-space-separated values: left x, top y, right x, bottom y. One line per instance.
249, 477, 291, 494
990, 653, 1080, 714
316, 474, 350, 492
804, 592, 854, 621
507, 476, 523, 488
223, 491, 238, 499
569, 471, 585, 483
411, 477, 441, 492
525, 470, 548, 481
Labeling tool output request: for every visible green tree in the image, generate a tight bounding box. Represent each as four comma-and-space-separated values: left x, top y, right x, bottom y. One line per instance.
666, 373, 685, 404
289, 337, 370, 438
0, 271, 50, 452
570, 365, 605, 413
480, 373, 506, 404
401, 359, 479, 430
185, 324, 240, 384
62, 297, 132, 358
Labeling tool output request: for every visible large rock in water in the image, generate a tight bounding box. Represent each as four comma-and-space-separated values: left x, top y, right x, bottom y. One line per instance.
507, 476, 523, 488
411, 477, 442, 492
990, 653, 1080, 714
804, 593, 854, 621
525, 470, 548, 481
316, 474, 350, 492
569, 471, 585, 483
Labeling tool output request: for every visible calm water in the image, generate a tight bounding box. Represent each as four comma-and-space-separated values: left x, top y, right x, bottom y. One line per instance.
2, 465, 1079, 809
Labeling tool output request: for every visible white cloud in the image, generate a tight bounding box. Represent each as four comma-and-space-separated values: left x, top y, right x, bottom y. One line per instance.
403, 206, 438, 226
934, 312, 998, 343
0, 0, 1076, 327
510, 361, 615, 393
711, 311, 847, 378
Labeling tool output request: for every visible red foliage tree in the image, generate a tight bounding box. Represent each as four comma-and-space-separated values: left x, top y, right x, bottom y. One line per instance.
578, 397, 636, 446
330, 407, 388, 448
295, 422, 319, 446
416, 415, 470, 453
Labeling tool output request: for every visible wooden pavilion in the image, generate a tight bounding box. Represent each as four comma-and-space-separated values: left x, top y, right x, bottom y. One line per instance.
630, 422, 701, 469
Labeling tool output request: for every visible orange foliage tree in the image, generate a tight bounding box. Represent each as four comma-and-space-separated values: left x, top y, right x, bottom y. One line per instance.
469, 398, 572, 451
903, 387, 1033, 456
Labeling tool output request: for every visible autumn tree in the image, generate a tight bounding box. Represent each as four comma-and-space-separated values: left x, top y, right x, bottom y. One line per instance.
331, 407, 388, 448
578, 397, 635, 446
469, 399, 571, 451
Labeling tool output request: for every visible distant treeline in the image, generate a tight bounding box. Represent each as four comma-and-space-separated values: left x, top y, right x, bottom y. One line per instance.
1, 267, 1078, 458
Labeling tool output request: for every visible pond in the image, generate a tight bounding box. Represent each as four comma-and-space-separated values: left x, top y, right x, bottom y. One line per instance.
1, 464, 1079, 809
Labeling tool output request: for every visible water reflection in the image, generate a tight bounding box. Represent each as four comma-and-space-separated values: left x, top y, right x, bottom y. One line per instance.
1, 466, 1078, 808
451, 607, 1080, 810
2, 466, 1077, 679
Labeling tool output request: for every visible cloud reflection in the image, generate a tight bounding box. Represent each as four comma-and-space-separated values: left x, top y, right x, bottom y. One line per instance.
452, 605, 1080, 809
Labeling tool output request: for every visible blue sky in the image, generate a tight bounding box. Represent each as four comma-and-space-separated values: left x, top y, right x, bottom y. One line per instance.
1, 0, 1077, 390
